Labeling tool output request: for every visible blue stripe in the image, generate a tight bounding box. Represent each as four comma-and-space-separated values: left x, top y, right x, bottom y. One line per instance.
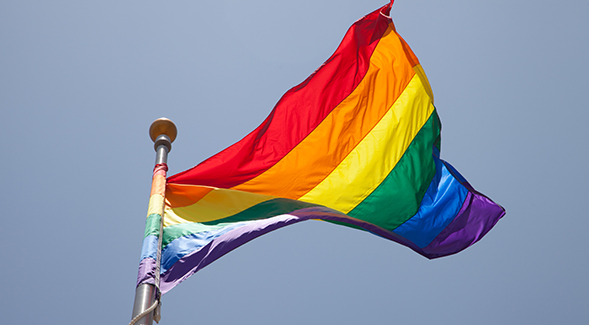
160, 221, 254, 273
140, 235, 159, 261
441, 159, 468, 185
393, 155, 468, 248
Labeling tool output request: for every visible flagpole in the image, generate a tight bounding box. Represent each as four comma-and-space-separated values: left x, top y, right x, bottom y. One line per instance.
130, 118, 177, 325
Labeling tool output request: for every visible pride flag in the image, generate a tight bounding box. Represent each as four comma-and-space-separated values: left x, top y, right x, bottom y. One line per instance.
137, 1, 504, 294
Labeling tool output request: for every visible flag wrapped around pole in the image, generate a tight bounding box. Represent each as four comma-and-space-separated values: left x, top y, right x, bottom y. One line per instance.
132, 118, 177, 325
136, 0, 505, 295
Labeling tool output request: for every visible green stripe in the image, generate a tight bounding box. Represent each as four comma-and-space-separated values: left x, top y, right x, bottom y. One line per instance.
144, 213, 161, 238
202, 198, 317, 225
160, 111, 440, 247
162, 198, 318, 248
348, 110, 441, 231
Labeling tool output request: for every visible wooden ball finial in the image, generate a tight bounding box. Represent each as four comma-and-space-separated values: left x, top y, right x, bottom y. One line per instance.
149, 118, 177, 143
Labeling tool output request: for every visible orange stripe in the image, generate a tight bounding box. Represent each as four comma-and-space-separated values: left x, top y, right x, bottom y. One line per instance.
165, 183, 215, 208
396, 33, 434, 102
150, 174, 167, 197
397, 33, 419, 68
231, 25, 415, 199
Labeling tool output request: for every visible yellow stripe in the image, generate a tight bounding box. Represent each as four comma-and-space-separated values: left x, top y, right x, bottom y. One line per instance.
414, 64, 434, 103
162, 187, 276, 227
299, 75, 434, 213
147, 194, 164, 217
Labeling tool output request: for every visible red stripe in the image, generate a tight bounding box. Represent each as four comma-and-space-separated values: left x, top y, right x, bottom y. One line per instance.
168, 3, 393, 188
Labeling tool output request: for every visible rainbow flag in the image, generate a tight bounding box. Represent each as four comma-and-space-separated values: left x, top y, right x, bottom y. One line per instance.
137, 1, 504, 294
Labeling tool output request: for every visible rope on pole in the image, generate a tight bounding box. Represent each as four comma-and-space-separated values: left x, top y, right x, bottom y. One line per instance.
129, 300, 159, 325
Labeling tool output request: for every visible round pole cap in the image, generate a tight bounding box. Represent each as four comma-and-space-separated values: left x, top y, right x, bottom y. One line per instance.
149, 118, 177, 143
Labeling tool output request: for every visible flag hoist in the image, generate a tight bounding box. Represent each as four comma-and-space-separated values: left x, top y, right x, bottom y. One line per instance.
130, 118, 177, 325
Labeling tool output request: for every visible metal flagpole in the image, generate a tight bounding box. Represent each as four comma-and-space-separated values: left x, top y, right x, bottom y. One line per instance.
130, 118, 177, 325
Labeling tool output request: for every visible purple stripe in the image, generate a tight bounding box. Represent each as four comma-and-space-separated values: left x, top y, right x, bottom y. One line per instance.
159, 214, 307, 293
421, 191, 505, 258
158, 197, 504, 293
159, 207, 425, 294
136, 257, 156, 287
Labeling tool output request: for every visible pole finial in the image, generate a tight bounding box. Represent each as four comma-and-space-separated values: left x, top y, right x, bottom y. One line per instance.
149, 118, 177, 143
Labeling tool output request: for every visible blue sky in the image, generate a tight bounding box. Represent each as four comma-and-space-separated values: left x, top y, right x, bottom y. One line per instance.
1, 1, 588, 324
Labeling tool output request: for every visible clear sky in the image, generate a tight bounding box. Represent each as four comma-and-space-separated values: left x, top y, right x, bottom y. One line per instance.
1, 1, 588, 324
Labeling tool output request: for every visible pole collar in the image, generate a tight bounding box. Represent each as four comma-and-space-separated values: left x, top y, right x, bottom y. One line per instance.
154, 134, 172, 152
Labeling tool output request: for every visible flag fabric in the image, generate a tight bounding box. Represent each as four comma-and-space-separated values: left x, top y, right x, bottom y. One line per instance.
136, 164, 168, 290
136, 0, 505, 294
